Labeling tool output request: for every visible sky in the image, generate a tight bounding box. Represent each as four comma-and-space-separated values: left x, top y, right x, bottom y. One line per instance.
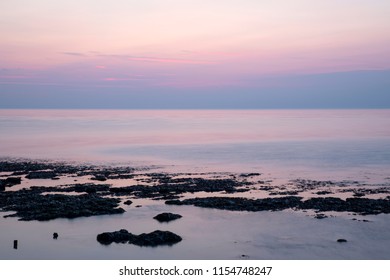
0, 0, 389, 109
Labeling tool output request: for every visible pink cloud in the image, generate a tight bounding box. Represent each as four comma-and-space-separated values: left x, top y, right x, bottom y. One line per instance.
95, 65, 106, 69
127, 56, 215, 65
103, 77, 145, 81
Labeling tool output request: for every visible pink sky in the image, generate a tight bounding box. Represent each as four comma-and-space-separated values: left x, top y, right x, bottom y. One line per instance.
0, 0, 389, 92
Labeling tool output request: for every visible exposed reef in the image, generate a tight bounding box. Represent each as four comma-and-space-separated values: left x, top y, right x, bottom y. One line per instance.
1, 159, 390, 223
165, 196, 390, 215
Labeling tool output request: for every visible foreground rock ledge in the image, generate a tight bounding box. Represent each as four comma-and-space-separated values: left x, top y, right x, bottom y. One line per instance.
1, 192, 124, 221
97, 229, 182, 246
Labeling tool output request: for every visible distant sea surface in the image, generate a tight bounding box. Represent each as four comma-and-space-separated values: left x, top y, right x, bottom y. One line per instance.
1, 109, 390, 178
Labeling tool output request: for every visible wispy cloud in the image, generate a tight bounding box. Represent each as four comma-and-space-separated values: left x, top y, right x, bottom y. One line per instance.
126, 56, 215, 65
103, 74, 148, 81
61, 52, 87, 57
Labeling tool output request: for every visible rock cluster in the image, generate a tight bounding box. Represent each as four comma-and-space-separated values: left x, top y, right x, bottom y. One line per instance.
1, 190, 124, 221
166, 196, 390, 215
97, 229, 182, 246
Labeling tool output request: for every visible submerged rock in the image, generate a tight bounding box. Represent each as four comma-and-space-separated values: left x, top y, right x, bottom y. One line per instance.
153, 212, 182, 222
97, 229, 182, 246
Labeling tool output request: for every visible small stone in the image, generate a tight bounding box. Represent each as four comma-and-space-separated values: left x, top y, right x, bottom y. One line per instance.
53, 233, 58, 239
124, 200, 133, 205
337, 239, 347, 243
314, 213, 328, 219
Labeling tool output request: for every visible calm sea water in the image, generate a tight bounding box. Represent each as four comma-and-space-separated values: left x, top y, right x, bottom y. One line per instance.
1, 109, 390, 178
1, 109, 390, 259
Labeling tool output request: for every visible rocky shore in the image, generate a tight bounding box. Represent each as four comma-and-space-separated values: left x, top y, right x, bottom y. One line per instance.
1, 159, 390, 223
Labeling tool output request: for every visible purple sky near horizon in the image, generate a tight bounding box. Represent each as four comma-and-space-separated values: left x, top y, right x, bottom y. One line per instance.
1, 0, 390, 108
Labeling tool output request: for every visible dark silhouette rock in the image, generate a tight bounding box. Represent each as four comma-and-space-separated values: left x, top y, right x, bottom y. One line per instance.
53, 233, 59, 239
26, 171, 57, 179
153, 212, 182, 222
5, 177, 21, 186
166, 196, 390, 215
1, 177, 21, 189
91, 175, 107, 181
314, 213, 328, 219
1, 191, 125, 221
97, 229, 136, 245
337, 239, 347, 243
97, 229, 182, 246
124, 200, 133, 205
133, 230, 182, 246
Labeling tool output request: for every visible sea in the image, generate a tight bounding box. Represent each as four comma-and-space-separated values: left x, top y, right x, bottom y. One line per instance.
1, 109, 390, 173
1, 109, 390, 259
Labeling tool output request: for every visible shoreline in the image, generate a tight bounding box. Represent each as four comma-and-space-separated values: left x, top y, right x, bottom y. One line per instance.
2, 158, 390, 220
1, 158, 390, 259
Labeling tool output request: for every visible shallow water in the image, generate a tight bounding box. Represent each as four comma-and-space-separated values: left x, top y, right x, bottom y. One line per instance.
1, 109, 390, 259
2, 203, 390, 260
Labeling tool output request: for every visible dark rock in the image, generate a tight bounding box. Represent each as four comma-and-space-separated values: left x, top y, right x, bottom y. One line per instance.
97, 229, 136, 245
353, 192, 365, 197
337, 239, 347, 243
0, 191, 125, 221
166, 196, 303, 212
1, 177, 21, 189
124, 200, 133, 205
97, 229, 182, 246
5, 177, 22, 186
239, 173, 261, 177
167, 196, 390, 216
91, 175, 107, 181
314, 213, 328, 219
153, 212, 182, 222
133, 230, 182, 246
26, 171, 57, 179
315, 190, 333, 195
109, 177, 250, 198
53, 233, 58, 239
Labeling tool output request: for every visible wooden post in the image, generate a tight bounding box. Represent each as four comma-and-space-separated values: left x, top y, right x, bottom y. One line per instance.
13, 240, 18, 249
